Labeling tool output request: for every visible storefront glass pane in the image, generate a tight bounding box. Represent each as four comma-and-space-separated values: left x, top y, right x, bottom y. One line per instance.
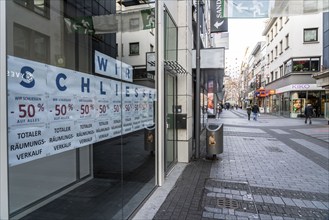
6, 1, 156, 219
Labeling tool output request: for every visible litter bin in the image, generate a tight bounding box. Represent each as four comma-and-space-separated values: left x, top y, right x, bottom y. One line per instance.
144, 125, 155, 153
206, 123, 224, 157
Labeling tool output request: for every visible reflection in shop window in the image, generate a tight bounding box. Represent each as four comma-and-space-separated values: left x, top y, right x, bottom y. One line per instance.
129, 18, 140, 29
303, 0, 319, 13
129, 42, 139, 55
14, 23, 50, 64
14, 0, 50, 18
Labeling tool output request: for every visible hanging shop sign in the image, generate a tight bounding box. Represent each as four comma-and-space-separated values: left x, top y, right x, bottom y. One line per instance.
210, 0, 228, 33
7, 55, 155, 167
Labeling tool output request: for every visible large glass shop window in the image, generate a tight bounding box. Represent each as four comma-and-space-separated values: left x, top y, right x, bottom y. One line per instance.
6, 1, 156, 219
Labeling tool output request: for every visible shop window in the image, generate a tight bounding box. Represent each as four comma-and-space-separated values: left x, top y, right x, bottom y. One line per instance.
304, 28, 318, 42
14, 0, 50, 18
14, 23, 50, 64
129, 42, 139, 55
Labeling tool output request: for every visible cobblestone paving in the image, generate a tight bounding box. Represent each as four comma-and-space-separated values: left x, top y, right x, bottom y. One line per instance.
205, 125, 329, 220
151, 110, 329, 220
202, 179, 329, 220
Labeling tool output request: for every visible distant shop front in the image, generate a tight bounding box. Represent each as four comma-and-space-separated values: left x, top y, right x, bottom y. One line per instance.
267, 84, 326, 118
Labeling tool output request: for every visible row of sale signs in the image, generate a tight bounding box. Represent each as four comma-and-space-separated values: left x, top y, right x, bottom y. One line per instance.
7, 56, 155, 167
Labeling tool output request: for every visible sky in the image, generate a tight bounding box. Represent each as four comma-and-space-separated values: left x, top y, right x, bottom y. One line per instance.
225, 18, 267, 78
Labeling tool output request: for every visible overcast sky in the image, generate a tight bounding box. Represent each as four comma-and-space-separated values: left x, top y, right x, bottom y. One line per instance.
225, 18, 267, 77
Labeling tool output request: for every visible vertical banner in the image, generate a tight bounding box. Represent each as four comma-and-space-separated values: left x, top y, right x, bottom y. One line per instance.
7, 56, 47, 95
95, 50, 120, 80
147, 88, 155, 126
132, 86, 142, 131
48, 121, 76, 154
7, 56, 48, 128
140, 87, 149, 127
75, 119, 96, 147
210, 0, 228, 33
8, 126, 48, 167
94, 77, 112, 141
122, 82, 133, 134
8, 94, 47, 128
110, 80, 122, 137
95, 50, 133, 82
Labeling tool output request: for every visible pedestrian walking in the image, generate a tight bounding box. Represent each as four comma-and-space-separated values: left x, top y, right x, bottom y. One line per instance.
216, 103, 222, 119
252, 104, 260, 121
304, 103, 313, 124
246, 105, 252, 121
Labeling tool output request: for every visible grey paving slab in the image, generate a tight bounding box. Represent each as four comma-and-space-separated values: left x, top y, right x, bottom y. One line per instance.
291, 138, 329, 159
270, 129, 290, 134
312, 200, 328, 209
294, 127, 329, 143
272, 197, 285, 205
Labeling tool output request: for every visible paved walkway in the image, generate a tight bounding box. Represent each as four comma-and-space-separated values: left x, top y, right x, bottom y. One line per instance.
133, 110, 329, 220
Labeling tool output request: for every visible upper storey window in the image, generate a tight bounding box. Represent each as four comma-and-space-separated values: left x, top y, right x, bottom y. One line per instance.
304, 28, 318, 42
14, 0, 50, 18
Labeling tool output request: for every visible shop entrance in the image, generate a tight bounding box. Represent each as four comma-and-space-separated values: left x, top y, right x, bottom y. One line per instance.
165, 70, 177, 172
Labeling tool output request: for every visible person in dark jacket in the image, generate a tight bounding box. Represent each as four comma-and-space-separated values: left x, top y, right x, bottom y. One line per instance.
252, 104, 260, 121
246, 105, 252, 120
304, 103, 313, 124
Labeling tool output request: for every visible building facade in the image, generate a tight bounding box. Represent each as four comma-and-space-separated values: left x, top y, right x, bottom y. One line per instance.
262, 14, 327, 118
0, 0, 222, 219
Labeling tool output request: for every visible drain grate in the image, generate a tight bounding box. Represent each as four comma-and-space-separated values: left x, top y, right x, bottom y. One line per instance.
265, 146, 283, 152
217, 197, 239, 209
243, 137, 255, 141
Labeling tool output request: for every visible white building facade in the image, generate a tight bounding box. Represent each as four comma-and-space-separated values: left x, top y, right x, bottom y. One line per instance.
0, 0, 224, 218
262, 14, 327, 118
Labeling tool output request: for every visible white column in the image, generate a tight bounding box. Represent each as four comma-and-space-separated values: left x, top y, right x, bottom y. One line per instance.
156, 0, 165, 186
0, 0, 9, 219
177, 0, 193, 162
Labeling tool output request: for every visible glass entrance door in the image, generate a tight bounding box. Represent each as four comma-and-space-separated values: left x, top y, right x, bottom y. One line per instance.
165, 71, 177, 172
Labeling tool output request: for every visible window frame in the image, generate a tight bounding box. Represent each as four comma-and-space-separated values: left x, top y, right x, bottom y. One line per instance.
129, 42, 140, 56
303, 28, 318, 42
13, 23, 50, 64
14, 0, 50, 18
285, 34, 289, 49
